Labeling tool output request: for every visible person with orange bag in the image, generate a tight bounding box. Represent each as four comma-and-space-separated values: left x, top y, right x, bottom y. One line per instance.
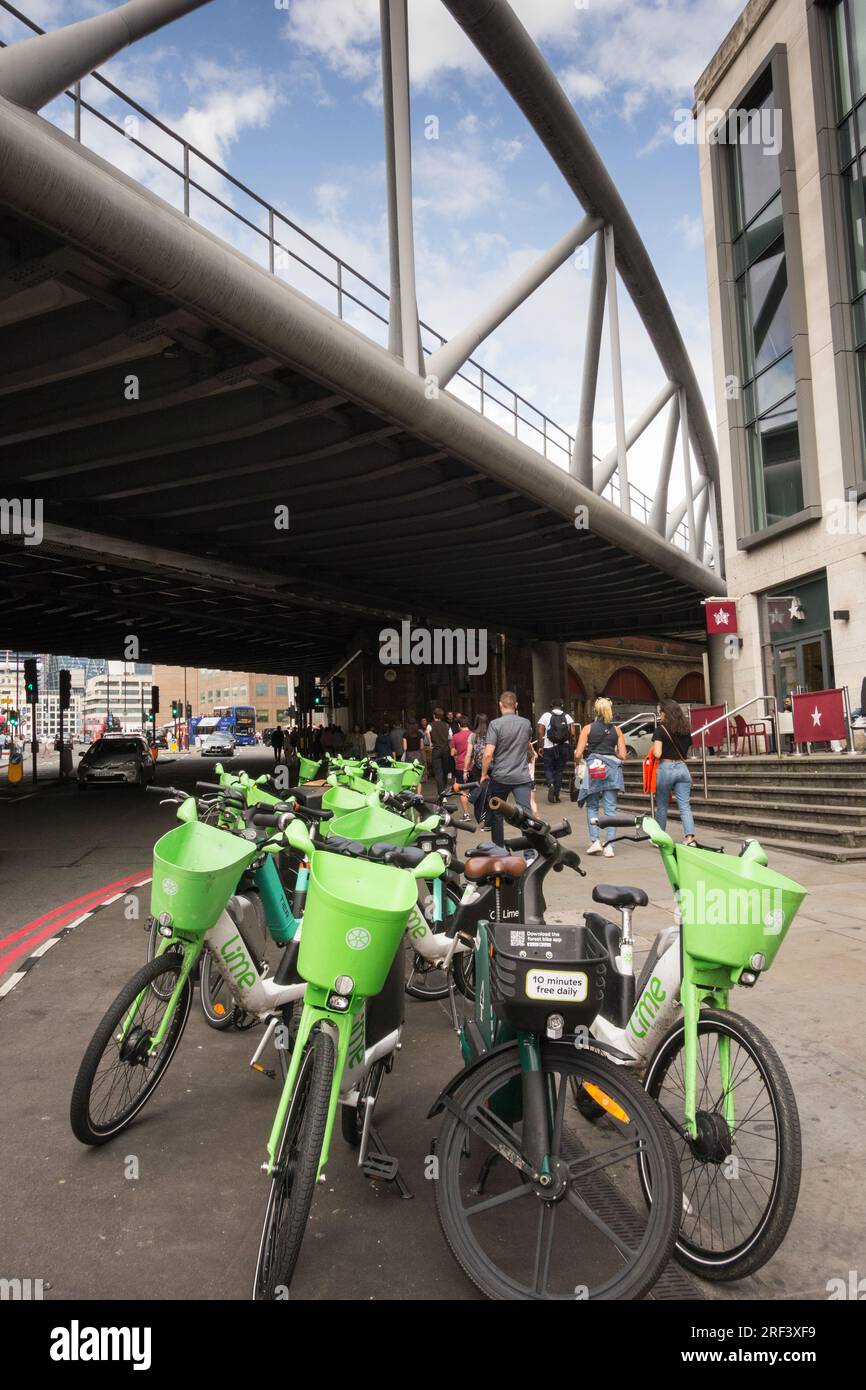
651, 699, 696, 845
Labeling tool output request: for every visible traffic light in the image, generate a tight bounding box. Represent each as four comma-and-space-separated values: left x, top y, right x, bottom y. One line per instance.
312, 685, 324, 708
8, 709, 19, 727
150, 686, 160, 716
23, 657, 38, 704
186, 703, 192, 721
59, 669, 71, 710
171, 700, 180, 719
332, 676, 346, 706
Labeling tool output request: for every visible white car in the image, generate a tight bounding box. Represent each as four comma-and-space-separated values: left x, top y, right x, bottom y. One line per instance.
198, 730, 236, 757
620, 718, 656, 761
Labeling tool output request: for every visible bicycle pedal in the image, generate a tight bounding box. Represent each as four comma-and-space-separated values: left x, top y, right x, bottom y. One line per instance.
362, 1153, 399, 1182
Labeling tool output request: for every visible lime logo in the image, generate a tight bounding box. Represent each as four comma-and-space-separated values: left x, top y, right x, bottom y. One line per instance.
161, 878, 178, 897
346, 928, 371, 951
763, 909, 785, 935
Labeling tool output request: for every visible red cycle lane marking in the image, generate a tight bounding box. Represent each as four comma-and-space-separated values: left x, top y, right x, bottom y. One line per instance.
0, 878, 150, 978
0, 870, 150, 953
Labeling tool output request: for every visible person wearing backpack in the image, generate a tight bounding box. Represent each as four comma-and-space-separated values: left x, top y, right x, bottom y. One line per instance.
537, 699, 575, 803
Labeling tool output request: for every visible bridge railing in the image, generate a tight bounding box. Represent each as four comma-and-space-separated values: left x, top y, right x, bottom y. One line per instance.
0, 0, 703, 562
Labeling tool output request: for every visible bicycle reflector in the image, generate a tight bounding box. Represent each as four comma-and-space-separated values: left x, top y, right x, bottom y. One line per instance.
582, 1084, 629, 1125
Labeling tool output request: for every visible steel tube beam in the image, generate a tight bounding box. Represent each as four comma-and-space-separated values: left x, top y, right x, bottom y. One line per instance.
679, 388, 698, 558
381, 0, 422, 375
666, 474, 709, 540
649, 395, 681, 535
0, 92, 719, 596
427, 214, 601, 389
603, 224, 629, 513
440, 0, 721, 509
571, 229, 606, 486
593, 379, 677, 494
0, 0, 213, 111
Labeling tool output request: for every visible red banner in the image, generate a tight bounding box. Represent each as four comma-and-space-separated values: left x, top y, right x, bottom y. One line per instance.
689, 703, 727, 750
792, 689, 848, 744
705, 600, 737, 635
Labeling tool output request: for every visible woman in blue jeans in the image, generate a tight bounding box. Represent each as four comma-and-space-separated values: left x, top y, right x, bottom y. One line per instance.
652, 699, 696, 844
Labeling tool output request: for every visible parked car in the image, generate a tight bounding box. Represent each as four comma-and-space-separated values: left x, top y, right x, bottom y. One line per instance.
620, 718, 656, 761
198, 729, 236, 758
77, 734, 157, 790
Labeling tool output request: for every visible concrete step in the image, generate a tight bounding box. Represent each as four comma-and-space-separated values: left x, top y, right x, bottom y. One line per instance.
621, 764, 866, 785
617, 793, 866, 856
620, 780, 866, 811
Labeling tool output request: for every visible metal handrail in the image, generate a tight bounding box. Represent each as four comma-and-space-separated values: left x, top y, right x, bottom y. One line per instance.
0, 0, 709, 563
692, 695, 780, 797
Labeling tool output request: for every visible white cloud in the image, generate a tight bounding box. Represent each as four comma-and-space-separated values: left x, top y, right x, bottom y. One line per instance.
560, 69, 604, 104
674, 214, 704, 251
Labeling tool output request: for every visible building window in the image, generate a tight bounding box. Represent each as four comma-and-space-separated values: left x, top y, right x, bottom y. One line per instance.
727, 70, 805, 529
275, 683, 288, 697
830, 0, 866, 479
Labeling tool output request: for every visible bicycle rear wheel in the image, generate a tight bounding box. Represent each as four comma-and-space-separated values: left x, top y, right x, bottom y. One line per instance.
643, 1008, 801, 1281
253, 1025, 335, 1299
70, 954, 192, 1145
434, 1042, 681, 1300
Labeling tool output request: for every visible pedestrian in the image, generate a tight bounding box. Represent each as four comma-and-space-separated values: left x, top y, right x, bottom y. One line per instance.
363, 723, 377, 756
527, 735, 540, 816
575, 698, 627, 857
651, 698, 696, 846
449, 715, 473, 822
429, 707, 452, 795
418, 716, 432, 776
389, 720, 406, 761
537, 697, 575, 803
348, 724, 364, 756
403, 717, 422, 783
465, 713, 488, 784
333, 725, 345, 754
312, 726, 323, 762
374, 726, 393, 764
479, 691, 534, 847
271, 723, 285, 765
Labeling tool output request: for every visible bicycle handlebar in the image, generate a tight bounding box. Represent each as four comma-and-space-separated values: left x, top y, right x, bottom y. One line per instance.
594, 815, 641, 829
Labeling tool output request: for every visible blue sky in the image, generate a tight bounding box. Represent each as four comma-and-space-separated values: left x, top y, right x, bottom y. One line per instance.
2, 0, 749, 497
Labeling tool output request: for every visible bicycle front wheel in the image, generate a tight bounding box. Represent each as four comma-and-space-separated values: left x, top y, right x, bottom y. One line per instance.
70, 953, 192, 1145
434, 1042, 681, 1300
643, 1008, 801, 1281
253, 1024, 335, 1299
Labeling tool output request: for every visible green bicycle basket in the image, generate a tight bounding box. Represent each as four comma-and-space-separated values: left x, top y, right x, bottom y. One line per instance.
675, 844, 806, 971
322, 783, 368, 815
299, 852, 417, 996
321, 801, 416, 848
374, 764, 410, 794
297, 755, 322, 783
400, 760, 424, 788
150, 820, 258, 936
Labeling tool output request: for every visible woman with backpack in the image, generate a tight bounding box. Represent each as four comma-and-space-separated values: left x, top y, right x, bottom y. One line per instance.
574, 697, 627, 857
651, 698, 696, 845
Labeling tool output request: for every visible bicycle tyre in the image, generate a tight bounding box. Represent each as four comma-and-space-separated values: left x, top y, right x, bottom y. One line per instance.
434, 1042, 681, 1300
253, 1025, 335, 1299
70, 953, 192, 1145
404, 882, 463, 1002
643, 1008, 801, 1281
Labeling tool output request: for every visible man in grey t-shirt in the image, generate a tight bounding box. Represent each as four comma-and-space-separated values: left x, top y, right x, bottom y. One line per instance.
481, 691, 534, 846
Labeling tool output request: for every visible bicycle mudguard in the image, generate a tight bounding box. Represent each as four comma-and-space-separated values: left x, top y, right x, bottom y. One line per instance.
426, 1038, 520, 1119
265, 991, 356, 1179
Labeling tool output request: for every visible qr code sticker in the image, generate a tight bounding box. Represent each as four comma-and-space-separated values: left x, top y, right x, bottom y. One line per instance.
510, 930, 525, 947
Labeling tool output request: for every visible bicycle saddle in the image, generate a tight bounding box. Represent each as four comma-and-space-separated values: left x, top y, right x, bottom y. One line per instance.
592, 884, 649, 911
464, 854, 527, 881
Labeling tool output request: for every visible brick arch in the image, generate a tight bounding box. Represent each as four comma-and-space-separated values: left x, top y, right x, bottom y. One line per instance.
603, 666, 658, 702
673, 671, 706, 703
567, 665, 586, 698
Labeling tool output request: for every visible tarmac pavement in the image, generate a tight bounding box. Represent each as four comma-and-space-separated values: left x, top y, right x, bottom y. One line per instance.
1, 748, 863, 1300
